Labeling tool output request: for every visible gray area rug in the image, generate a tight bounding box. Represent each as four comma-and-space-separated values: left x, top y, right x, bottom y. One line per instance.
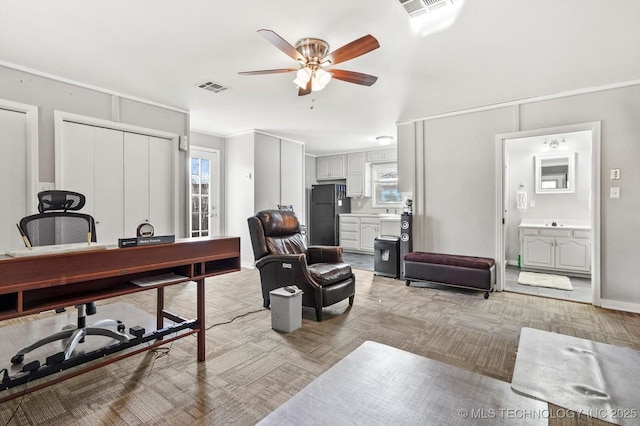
259, 341, 547, 425
518, 271, 573, 291
512, 328, 640, 426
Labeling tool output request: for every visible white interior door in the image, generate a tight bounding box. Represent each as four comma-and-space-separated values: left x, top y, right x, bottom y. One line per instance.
189, 147, 220, 237
0, 108, 28, 253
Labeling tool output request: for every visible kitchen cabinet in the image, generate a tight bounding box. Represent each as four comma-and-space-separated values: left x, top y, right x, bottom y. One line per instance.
339, 214, 400, 254
317, 154, 346, 180
346, 152, 371, 197
366, 148, 396, 162
359, 218, 380, 252
520, 226, 590, 274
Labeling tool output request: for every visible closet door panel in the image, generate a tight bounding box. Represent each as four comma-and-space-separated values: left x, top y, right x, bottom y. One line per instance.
280, 140, 304, 213
94, 127, 124, 243
148, 136, 173, 235
123, 132, 150, 235
254, 133, 280, 211
61, 122, 95, 214
0, 109, 28, 253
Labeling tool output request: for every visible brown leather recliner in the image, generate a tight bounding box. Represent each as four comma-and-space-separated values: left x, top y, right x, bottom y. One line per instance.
248, 210, 355, 321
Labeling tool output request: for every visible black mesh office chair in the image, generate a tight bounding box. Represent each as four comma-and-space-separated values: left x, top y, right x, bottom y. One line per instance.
11, 190, 128, 365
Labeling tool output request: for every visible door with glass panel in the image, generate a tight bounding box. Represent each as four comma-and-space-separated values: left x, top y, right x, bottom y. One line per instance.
189, 148, 220, 237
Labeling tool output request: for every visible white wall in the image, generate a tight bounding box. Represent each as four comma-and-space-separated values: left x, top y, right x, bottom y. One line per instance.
398, 83, 640, 310
505, 131, 592, 263
225, 132, 256, 267
0, 65, 191, 235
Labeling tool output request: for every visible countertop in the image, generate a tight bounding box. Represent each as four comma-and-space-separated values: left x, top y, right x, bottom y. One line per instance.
519, 219, 591, 230
339, 213, 401, 220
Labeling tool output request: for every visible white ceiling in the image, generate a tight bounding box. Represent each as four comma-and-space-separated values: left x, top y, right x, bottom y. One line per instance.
1, 0, 639, 155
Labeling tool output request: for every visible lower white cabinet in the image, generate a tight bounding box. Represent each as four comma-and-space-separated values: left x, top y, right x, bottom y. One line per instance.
359, 219, 379, 252
520, 227, 590, 274
339, 215, 400, 254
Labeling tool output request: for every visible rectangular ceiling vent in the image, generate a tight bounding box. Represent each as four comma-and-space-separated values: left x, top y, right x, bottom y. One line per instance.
398, 0, 453, 18
196, 81, 229, 93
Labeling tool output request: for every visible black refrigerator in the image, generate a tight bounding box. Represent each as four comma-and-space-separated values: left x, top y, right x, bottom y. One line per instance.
310, 184, 350, 246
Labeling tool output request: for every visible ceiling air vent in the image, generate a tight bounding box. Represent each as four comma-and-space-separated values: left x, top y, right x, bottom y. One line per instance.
196, 81, 229, 93
398, 0, 453, 18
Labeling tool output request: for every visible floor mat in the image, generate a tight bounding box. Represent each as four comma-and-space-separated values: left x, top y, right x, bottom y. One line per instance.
259, 341, 547, 425
512, 327, 640, 425
517, 271, 573, 291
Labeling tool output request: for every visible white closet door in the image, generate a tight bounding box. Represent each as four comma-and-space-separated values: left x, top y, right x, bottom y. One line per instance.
0, 109, 27, 253
123, 132, 150, 235
148, 136, 173, 235
94, 127, 124, 243
280, 139, 304, 214
61, 122, 95, 214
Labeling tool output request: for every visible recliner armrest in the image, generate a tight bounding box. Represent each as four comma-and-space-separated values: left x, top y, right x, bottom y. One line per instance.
255, 253, 306, 270
307, 245, 343, 264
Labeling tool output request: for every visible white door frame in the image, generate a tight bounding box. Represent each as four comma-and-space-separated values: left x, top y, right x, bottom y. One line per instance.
0, 99, 39, 212
189, 146, 221, 237
495, 121, 601, 306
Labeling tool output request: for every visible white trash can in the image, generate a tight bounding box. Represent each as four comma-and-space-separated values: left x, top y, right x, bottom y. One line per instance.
269, 287, 303, 332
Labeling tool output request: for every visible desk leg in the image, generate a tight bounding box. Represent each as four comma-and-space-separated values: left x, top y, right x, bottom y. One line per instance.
197, 278, 205, 362
157, 287, 164, 330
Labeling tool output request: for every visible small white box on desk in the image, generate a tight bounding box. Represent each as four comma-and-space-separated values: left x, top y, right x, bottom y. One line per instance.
269, 287, 303, 332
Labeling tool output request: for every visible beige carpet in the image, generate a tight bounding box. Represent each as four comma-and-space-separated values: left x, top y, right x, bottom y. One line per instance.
2, 268, 639, 425
518, 271, 573, 291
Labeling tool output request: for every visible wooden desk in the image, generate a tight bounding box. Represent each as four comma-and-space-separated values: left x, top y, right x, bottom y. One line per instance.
0, 237, 240, 399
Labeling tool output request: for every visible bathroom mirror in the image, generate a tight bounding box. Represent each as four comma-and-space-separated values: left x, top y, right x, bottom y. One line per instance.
535, 152, 575, 194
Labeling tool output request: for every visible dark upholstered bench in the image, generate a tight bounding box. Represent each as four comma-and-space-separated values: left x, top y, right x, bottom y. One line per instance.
404, 252, 496, 299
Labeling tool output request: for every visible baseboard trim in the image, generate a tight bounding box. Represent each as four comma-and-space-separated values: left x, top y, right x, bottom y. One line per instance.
599, 298, 640, 314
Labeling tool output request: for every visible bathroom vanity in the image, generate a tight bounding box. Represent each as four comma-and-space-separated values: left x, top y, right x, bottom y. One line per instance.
519, 220, 591, 276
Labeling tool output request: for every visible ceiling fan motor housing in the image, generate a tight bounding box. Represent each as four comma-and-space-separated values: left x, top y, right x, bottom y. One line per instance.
295, 38, 330, 64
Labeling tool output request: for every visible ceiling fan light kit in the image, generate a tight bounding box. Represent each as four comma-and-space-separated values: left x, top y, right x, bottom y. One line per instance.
239, 29, 380, 96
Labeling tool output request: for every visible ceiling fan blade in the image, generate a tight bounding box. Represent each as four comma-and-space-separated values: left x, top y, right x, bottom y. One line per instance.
325, 35, 380, 66
298, 79, 312, 96
238, 68, 297, 75
330, 69, 378, 86
257, 29, 305, 62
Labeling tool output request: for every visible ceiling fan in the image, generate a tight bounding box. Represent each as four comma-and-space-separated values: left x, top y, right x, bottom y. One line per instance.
239, 29, 380, 96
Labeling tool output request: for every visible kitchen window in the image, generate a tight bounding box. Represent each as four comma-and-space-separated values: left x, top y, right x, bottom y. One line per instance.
371, 163, 402, 208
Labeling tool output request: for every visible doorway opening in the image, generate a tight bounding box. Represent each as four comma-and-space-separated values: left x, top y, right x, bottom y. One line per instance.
495, 122, 601, 305
189, 147, 220, 237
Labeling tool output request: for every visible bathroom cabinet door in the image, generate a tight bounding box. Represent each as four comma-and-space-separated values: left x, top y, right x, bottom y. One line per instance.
522, 236, 555, 269
555, 237, 590, 272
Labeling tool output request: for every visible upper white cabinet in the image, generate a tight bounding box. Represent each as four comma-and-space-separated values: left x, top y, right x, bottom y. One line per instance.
346, 152, 371, 197
56, 117, 178, 244
367, 148, 396, 163
317, 154, 346, 180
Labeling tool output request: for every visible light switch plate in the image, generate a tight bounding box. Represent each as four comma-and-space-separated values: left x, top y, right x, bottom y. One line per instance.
529, 200, 535, 208
610, 168, 621, 180
610, 187, 620, 198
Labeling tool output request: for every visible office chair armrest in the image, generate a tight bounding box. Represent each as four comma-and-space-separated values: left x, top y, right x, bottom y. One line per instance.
307, 245, 343, 264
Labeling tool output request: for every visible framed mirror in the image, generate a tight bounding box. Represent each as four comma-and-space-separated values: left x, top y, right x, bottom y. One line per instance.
535, 152, 576, 194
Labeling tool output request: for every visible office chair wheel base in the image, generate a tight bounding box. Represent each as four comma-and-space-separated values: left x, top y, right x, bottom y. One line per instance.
11, 354, 24, 365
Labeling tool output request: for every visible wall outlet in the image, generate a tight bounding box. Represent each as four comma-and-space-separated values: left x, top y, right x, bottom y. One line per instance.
610, 187, 620, 198
38, 182, 55, 191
